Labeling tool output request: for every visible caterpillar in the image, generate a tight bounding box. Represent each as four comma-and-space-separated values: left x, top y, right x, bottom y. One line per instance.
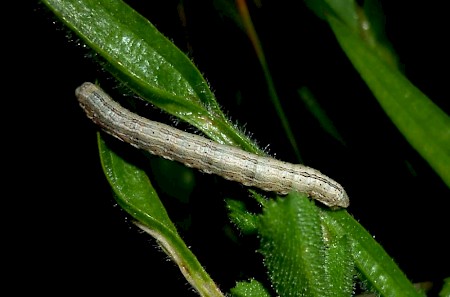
76, 82, 349, 208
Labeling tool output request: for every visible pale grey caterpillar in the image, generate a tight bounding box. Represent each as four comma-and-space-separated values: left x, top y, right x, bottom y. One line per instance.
76, 82, 349, 208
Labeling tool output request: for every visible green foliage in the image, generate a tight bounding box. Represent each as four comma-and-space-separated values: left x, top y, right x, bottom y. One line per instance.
42, 0, 260, 153
258, 193, 333, 296
319, 209, 423, 296
440, 277, 450, 297
41, 0, 448, 296
97, 134, 225, 297
327, 15, 450, 188
307, 0, 450, 187
226, 199, 259, 235
230, 279, 272, 297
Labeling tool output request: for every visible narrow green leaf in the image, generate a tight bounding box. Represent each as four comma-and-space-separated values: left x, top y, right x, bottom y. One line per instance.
323, 0, 358, 30
319, 209, 425, 297
327, 15, 450, 188
258, 193, 331, 297
305, 0, 399, 68
324, 236, 355, 297
97, 134, 176, 233
304, 0, 358, 30
97, 134, 224, 297
41, 0, 261, 153
359, 1, 400, 68
43, 0, 216, 109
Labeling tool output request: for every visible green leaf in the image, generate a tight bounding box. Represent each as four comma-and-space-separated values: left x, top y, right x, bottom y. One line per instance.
304, 0, 358, 30
230, 279, 271, 297
97, 134, 224, 297
326, 15, 450, 188
305, 0, 399, 68
319, 209, 425, 297
324, 236, 355, 297
257, 193, 332, 297
225, 199, 259, 235
41, 0, 261, 153
440, 277, 450, 297
97, 134, 176, 233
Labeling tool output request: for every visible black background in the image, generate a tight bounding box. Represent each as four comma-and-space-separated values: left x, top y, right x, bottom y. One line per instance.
11, 1, 449, 295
